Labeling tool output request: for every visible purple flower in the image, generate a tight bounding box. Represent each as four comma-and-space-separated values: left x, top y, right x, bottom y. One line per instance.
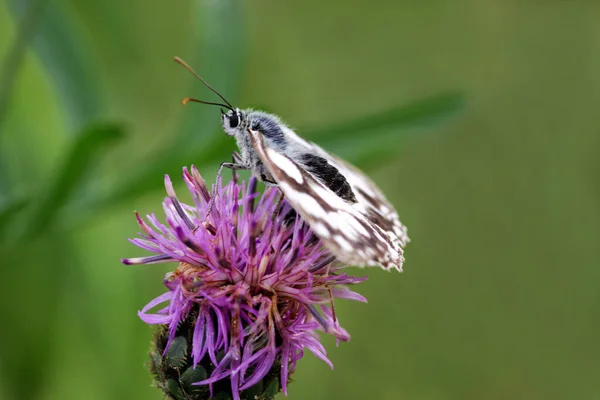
122, 166, 367, 399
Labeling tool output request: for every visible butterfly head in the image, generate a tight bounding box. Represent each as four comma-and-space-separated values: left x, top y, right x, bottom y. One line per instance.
221, 108, 247, 137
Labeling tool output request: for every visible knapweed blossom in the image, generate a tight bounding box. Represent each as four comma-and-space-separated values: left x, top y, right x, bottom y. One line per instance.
122, 166, 367, 400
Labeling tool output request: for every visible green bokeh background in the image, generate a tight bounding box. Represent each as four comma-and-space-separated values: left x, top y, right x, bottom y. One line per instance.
1, 1, 598, 399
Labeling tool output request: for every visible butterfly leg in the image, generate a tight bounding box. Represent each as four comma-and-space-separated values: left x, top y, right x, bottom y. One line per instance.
269, 190, 285, 244
205, 162, 248, 220
231, 151, 243, 183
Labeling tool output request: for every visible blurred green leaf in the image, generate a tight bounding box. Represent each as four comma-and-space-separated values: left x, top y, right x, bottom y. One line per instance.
23, 122, 125, 238
348, 145, 407, 172
97, 132, 229, 205
312, 92, 466, 168
313, 92, 465, 148
0, 0, 45, 198
7, 0, 105, 132
65, 133, 230, 230
0, 196, 30, 241
0, 0, 44, 130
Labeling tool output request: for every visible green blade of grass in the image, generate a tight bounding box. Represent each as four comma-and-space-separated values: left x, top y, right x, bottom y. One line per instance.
0, 0, 45, 199
93, 136, 228, 209
22, 122, 125, 238
7, 0, 105, 132
313, 92, 465, 148
0, 0, 44, 130
0, 196, 30, 242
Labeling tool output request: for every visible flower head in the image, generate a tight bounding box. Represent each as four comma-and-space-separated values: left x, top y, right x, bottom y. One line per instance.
122, 166, 367, 399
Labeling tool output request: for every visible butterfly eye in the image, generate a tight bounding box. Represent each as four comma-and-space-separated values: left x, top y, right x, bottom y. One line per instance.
229, 113, 239, 128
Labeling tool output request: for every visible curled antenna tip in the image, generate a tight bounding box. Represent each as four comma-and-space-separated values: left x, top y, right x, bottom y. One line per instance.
181, 97, 192, 106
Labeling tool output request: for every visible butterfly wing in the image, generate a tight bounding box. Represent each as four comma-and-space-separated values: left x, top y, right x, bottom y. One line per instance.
248, 129, 404, 271
319, 150, 410, 248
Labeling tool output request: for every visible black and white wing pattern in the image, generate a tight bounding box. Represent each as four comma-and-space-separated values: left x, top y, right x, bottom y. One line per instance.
248, 129, 407, 271
321, 152, 410, 248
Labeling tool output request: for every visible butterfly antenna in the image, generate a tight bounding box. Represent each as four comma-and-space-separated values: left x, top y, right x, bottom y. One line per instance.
174, 56, 234, 110
181, 97, 233, 109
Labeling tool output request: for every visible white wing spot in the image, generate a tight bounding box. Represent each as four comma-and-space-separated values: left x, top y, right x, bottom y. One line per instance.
312, 183, 347, 208
266, 149, 303, 184
279, 183, 328, 219
347, 216, 370, 236
326, 211, 359, 240
311, 222, 331, 238
334, 235, 353, 251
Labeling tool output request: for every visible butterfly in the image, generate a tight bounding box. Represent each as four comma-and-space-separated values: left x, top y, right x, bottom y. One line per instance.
175, 57, 409, 271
